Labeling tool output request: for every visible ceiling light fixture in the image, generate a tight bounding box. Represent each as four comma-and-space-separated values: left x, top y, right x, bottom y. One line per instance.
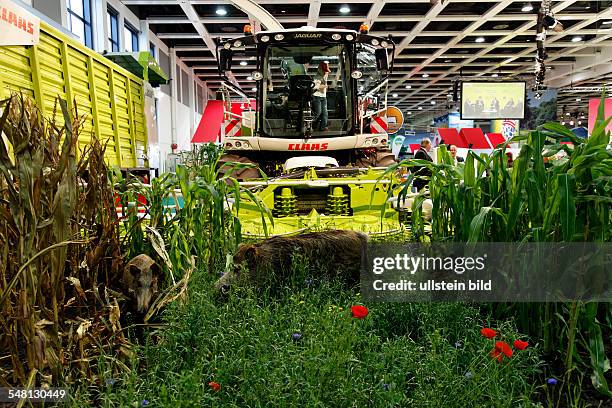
215, 7, 227, 16
571, 36, 583, 42
405, 85, 412, 89
603, 21, 612, 25
240, 61, 248, 66
422, 73, 429, 78
247, 76, 253, 80
575, 98, 581, 102
430, 101, 436, 105
392, 93, 398, 97
521, 3, 533, 12
492, 73, 499, 77
251, 87, 257, 92
475, 37, 485, 43
407, 112, 412, 115
418, 106, 423, 110
339, 5, 351, 14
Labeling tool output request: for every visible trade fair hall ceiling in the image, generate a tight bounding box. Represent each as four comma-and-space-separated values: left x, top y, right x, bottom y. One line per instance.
123, 0, 612, 121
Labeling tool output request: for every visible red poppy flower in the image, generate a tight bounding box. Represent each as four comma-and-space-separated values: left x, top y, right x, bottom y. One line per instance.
513, 339, 529, 350
495, 341, 513, 358
490, 341, 513, 363
480, 328, 496, 339
490, 349, 503, 363
351, 305, 369, 319
208, 381, 221, 392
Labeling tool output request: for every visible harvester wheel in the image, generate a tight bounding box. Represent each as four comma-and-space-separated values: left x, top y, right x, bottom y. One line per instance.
356, 149, 397, 168
218, 154, 261, 181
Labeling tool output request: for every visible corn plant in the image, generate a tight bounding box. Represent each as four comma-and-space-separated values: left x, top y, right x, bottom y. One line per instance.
0, 94, 126, 386
377, 94, 611, 396
174, 143, 272, 272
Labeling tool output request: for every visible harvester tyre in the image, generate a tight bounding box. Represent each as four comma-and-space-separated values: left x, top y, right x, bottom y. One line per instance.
218, 154, 261, 181
356, 149, 397, 168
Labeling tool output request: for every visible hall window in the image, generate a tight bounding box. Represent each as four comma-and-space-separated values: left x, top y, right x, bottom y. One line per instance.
67, 0, 93, 48
124, 24, 139, 52
107, 7, 119, 52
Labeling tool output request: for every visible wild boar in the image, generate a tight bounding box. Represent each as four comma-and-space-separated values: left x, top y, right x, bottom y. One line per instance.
215, 230, 369, 294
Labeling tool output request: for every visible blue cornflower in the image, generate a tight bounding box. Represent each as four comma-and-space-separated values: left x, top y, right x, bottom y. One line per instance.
292, 332, 301, 341
142, 400, 149, 406
547, 378, 558, 385
454, 342, 462, 348
464, 371, 474, 379
382, 383, 390, 391
105, 378, 116, 386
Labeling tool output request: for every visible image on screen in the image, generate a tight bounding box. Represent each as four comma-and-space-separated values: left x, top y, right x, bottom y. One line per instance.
461, 82, 526, 120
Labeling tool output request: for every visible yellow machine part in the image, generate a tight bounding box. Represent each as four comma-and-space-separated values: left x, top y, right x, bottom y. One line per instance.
0, 22, 148, 169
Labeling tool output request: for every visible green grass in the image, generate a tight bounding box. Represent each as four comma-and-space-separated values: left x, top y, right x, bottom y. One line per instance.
65, 269, 543, 408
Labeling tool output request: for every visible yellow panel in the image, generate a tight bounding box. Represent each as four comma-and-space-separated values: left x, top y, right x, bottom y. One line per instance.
0, 21, 148, 169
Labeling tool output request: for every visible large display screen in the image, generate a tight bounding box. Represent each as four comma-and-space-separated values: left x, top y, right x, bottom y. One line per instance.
461, 82, 526, 120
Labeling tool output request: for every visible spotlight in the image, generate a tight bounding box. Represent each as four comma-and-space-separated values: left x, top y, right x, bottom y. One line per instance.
521, 3, 533, 12
216, 7, 227, 16
571, 36, 583, 42
392, 93, 399, 98
492, 73, 499, 77
475, 37, 485, 43
339, 5, 351, 14
430, 101, 436, 105
240, 61, 248, 66
418, 106, 423, 110
405, 85, 412, 89
543, 15, 564, 32
575, 98, 581, 102
422, 73, 429, 78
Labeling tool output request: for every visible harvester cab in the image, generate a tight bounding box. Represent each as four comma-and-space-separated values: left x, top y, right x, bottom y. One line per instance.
216, 24, 397, 178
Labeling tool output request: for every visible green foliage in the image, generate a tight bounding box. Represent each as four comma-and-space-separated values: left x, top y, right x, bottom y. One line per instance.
66, 275, 541, 408
115, 143, 272, 276
377, 94, 612, 396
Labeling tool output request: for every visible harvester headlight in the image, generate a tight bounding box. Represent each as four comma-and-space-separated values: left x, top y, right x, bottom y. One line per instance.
223, 43, 231, 49
252, 71, 263, 81
371, 38, 380, 46
233, 40, 243, 47
243, 141, 250, 149
332, 33, 342, 41
365, 139, 372, 146
225, 142, 233, 148
372, 138, 378, 145
351, 70, 363, 79
380, 138, 387, 145
260, 35, 270, 42
381, 40, 388, 47
274, 34, 284, 41
235, 141, 242, 148
345, 34, 354, 41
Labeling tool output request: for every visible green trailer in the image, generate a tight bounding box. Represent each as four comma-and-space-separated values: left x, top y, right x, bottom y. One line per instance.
0, 21, 149, 170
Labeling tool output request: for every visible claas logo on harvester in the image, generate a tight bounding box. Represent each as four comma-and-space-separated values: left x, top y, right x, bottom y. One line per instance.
288, 143, 329, 151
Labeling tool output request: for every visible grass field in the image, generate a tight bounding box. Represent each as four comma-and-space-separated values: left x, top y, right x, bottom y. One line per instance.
65, 267, 551, 408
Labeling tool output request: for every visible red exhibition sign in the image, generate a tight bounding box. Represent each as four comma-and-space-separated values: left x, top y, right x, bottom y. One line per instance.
587, 98, 612, 135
